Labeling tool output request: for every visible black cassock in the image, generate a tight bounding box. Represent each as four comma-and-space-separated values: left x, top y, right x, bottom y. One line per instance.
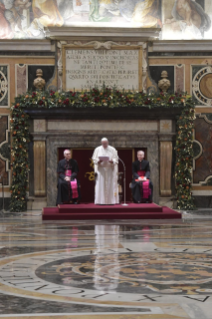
131, 160, 153, 203
56, 158, 80, 205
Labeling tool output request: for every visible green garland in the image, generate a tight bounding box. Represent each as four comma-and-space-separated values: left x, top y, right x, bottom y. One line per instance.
10, 87, 195, 211
175, 102, 195, 210
10, 102, 30, 212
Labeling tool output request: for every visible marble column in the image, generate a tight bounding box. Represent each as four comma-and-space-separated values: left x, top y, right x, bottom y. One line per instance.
160, 141, 172, 196
159, 120, 174, 197
28, 120, 47, 210
34, 140, 46, 196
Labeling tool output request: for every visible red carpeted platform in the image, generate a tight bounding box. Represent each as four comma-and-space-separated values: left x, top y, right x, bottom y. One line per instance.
42, 203, 181, 220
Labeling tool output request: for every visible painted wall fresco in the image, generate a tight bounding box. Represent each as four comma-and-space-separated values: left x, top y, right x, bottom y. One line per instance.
0, 0, 211, 40
162, 0, 212, 39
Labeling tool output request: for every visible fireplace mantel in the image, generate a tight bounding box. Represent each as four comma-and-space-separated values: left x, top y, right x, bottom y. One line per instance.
28, 107, 179, 208
25, 106, 182, 120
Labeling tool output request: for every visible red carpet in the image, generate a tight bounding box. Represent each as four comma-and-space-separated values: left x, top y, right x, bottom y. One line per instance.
42, 203, 181, 220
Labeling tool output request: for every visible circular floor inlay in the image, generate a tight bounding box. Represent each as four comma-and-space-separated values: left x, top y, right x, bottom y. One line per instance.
35, 252, 212, 294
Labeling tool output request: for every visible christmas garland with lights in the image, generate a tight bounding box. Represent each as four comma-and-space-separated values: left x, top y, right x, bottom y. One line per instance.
175, 103, 195, 210
10, 87, 195, 211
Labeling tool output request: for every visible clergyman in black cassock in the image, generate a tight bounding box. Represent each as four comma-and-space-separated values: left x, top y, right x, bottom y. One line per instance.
56, 150, 80, 205
131, 150, 153, 203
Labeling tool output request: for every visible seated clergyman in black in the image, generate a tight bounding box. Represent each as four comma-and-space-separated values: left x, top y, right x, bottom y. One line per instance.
56, 149, 80, 205
131, 150, 153, 203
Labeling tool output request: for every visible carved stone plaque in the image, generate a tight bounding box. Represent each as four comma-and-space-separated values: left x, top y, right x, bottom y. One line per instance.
64, 48, 141, 90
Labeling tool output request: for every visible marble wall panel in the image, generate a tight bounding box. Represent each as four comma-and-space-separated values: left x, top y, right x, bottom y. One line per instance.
0, 116, 7, 143
0, 57, 55, 113
16, 63, 57, 96
47, 120, 158, 132
16, 64, 27, 96
194, 196, 212, 208
193, 114, 212, 185
0, 115, 10, 187
0, 65, 9, 108
148, 57, 212, 97
175, 64, 185, 92
160, 120, 172, 133
148, 62, 185, 94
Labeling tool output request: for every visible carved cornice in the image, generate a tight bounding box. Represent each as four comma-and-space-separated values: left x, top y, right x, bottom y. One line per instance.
0, 40, 54, 52
65, 41, 142, 49
151, 40, 212, 52
25, 107, 182, 121
44, 27, 160, 41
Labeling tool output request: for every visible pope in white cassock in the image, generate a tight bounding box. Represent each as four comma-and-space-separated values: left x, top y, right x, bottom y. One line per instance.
92, 138, 119, 205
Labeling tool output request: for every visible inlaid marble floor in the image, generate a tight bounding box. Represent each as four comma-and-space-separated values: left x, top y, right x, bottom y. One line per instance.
0, 211, 212, 318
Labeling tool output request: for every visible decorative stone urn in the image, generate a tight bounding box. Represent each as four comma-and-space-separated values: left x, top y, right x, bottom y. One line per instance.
33, 69, 46, 91
158, 70, 171, 93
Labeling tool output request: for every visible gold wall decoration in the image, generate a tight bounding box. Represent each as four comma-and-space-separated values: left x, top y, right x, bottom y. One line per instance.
84, 158, 95, 182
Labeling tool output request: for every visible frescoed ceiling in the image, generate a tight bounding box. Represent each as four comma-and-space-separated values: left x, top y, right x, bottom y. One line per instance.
0, 0, 211, 40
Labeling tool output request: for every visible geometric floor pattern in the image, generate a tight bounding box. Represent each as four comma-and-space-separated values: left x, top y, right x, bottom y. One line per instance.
0, 211, 212, 318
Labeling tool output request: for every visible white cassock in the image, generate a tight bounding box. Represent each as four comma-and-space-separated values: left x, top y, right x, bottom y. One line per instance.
92, 145, 119, 205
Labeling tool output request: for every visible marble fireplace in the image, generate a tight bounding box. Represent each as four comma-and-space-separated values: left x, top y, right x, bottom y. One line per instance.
26, 107, 180, 209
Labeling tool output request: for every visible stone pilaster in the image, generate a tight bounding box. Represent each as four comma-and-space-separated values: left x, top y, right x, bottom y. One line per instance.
33, 140, 46, 197
159, 120, 174, 197
160, 141, 172, 196
33, 120, 47, 199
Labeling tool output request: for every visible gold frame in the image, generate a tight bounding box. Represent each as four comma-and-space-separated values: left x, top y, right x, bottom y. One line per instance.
62, 44, 143, 91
